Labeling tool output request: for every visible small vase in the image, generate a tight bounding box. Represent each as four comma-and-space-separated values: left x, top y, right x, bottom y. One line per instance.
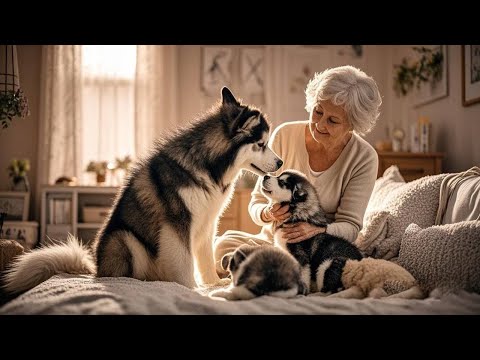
96, 173, 106, 185
11, 176, 30, 192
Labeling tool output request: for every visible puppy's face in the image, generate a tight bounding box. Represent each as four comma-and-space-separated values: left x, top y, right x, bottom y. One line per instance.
260, 169, 309, 204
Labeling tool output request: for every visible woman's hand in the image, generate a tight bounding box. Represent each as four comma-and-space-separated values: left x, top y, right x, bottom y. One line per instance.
262, 203, 291, 223
281, 222, 326, 243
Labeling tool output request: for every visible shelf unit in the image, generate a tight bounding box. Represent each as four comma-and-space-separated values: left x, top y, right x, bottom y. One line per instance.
40, 185, 262, 247
40, 185, 118, 247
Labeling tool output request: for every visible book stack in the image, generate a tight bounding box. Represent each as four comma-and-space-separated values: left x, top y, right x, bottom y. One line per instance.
48, 195, 72, 224
418, 116, 430, 153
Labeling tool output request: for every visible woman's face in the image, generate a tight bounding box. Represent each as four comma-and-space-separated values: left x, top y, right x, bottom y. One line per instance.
308, 100, 352, 148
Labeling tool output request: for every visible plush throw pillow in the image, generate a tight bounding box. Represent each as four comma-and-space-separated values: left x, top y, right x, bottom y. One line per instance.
399, 221, 480, 294
356, 166, 448, 260
442, 176, 480, 224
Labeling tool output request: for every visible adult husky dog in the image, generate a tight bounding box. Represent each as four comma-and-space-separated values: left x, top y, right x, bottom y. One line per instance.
260, 169, 362, 294
3, 87, 282, 294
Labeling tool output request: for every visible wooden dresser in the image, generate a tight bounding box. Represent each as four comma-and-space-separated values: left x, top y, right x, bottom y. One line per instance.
377, 151, 444, 182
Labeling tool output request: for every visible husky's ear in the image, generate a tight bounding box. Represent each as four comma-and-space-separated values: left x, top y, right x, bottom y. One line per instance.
222, 87, 240, 106
235, 114, 260, 136
292, 185, 307, 202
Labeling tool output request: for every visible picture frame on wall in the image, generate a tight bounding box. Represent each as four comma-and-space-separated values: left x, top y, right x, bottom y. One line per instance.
201, 46, 232, 96
413, 45, 448, 107
241, 48, 265, 96
0, 191, 30, 221
462, 45, 480, 107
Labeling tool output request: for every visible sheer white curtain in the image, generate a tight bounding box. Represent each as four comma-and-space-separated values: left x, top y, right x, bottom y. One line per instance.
81, 45, 137, 184
135, 45, 178, 159
37, 45, 179, 189
37, 45, 83, 187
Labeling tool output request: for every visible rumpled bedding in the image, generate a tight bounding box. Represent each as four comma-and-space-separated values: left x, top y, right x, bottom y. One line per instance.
1, 274, 479, 315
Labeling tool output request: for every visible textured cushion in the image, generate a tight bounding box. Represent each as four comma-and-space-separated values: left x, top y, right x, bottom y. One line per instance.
356, 166, 448, 260
442, 176, 480, 224
399, 221, 480, 294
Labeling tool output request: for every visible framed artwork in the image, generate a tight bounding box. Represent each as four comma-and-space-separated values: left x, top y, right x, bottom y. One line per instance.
462, 45, 480, 107
413, 45, 448, 107
201, 46, 232, 96
283, 46, 331, 121
0, 191, 29, 221
241, 48, 265, 96
0, 221, 38, 250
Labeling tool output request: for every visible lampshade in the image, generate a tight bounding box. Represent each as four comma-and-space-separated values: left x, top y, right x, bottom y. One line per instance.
0, 45, 20, 92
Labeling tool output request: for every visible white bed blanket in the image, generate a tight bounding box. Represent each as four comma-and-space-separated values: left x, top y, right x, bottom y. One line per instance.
1, 274, 479, 315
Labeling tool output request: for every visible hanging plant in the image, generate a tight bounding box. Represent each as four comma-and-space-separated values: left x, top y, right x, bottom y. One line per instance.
0, 88, 30, 129
393, 46, 444, 97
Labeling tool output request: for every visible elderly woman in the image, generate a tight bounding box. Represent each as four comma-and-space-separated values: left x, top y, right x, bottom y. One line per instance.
214, 65, 383, 278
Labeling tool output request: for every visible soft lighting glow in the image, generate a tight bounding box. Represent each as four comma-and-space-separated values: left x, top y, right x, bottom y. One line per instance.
82, 45, 137, 80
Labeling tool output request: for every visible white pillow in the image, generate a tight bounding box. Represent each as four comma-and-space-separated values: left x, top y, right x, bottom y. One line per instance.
356, 166, 448, 260
442, 176, 480, 224
399, 221, 480, 294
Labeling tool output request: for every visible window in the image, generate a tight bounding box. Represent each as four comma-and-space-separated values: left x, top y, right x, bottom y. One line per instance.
80, 45, 137, 185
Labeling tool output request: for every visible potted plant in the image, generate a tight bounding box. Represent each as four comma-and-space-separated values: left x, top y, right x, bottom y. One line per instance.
86, 161, 109, 184
7, 158, 30, 192
393, 46, 444, 97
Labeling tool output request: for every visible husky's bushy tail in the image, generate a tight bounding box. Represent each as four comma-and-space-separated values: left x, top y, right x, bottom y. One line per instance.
2, 234, 96, 294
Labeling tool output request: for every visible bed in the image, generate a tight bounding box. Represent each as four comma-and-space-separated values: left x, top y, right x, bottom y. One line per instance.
1, 166, 479, 315
1, 274, 479, 315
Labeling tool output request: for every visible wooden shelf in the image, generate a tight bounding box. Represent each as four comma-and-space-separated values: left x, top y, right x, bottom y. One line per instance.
377, 151, 444, 182
41, 185, 118, 246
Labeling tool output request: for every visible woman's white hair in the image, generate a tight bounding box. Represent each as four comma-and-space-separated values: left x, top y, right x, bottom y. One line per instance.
304, 65, 382, 136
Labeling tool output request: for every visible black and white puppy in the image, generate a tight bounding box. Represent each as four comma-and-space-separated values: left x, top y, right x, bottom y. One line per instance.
261, 169, 363, 294
208, 244, 306, 301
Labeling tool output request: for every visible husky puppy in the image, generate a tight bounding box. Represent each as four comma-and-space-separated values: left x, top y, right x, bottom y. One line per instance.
260, 169, 363, 294
3, 87, 283, 294
209, 244, 306, 300
316, 257, 424, 299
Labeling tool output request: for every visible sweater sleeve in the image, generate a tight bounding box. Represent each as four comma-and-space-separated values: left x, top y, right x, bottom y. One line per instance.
248, 124, 284, 226
326, 150, 378, 242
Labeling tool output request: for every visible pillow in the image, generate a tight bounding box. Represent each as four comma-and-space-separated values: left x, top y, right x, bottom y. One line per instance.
356, 165, 448, 260
442, 176, 480, 224
399, 221, 480, 294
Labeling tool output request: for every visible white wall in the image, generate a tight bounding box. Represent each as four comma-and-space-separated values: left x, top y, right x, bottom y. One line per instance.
389, 45, 480, 172
178, 45, 392, 146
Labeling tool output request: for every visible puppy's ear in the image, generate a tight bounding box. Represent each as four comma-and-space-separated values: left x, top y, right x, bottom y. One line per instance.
221, 87, 240, 106
221, 253, 233, 272
292, 185, 307, 202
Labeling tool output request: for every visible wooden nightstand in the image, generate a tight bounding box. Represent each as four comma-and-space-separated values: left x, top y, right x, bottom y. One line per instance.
377, 151, 444, 182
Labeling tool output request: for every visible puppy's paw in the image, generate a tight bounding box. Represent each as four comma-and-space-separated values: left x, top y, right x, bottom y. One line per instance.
208, 288, 233, 301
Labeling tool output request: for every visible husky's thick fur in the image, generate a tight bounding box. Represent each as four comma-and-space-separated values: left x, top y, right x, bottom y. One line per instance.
3, 87, 283, 294
260, 169, 363, 294
209, 244, 306, 300
316, 257, 424, 299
